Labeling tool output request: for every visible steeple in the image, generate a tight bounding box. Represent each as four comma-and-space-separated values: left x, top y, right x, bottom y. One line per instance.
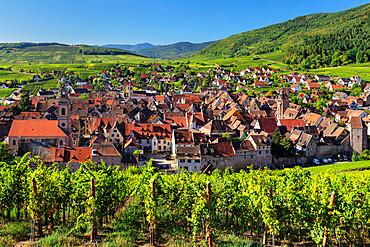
277, 92, 289, 119
58, 87, 71, 134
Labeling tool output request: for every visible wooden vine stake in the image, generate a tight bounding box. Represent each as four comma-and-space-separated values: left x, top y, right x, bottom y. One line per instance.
263, 186, 273, 246
150, 178, 155, 247
206, 181, 213, 247
323, 191, 335, 247
32, 177, 43, 236
90, 177, 96, 242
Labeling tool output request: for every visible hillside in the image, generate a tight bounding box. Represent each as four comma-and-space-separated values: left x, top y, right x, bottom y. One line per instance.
97, 42, 158, 51
0, 42, 152, 65
136, 41, 215, 60
197, 3, 370, 69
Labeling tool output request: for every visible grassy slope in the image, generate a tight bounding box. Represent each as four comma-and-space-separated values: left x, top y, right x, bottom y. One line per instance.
0, 70, 33, 82
0, 89, 15, 99
305, 160, 370, 173
0, 43, 155, 65
196, 3, 370, 57
309, 63, 370, 81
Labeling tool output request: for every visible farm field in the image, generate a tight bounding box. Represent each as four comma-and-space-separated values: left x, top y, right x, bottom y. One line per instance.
0, 159, 369, 246
304, 160, 370, 173
309, 63, 370, 81
21, 79, 59, 94
0, 50, 155, 65
0, 70, 33, 83
0, 89, 15, 99
185, 54, 288, 72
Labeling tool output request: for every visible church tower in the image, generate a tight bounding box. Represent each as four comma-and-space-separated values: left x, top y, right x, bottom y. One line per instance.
58, 87, 71, 134
276, 93, 289, 119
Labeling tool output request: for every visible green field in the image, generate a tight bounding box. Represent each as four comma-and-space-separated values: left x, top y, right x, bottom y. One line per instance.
21, 79, 59, 94
0, 50, 155, 65
184, 54, 288, 71
0, 89, 15, 99
0, 70, 33, 83
259, 51, 287, 62
304, 160, 370, 173
310, 63, 370, 81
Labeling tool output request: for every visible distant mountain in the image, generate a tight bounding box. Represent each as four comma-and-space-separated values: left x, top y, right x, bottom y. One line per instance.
97, 43, 158, 51
135, 41, 215, 60
197, 3, 370, 68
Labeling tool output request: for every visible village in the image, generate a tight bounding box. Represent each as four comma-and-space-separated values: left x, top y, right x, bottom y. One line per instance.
1, 64, 369, 173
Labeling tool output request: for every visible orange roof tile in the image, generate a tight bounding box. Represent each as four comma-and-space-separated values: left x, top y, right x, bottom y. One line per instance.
8, 119, 67, 137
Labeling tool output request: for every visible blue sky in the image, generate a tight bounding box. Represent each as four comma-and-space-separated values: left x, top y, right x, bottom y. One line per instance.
0, 0, 368, 45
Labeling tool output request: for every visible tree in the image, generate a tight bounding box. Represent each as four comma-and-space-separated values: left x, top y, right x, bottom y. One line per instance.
0, 142, 15, 165
18, 91, 32, 112
272, 129, 295, 157
9, 91, 32, 115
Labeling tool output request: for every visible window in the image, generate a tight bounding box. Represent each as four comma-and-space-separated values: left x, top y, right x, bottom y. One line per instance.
195, 160, 200, 163
147, 140, 150, 144
159, 146, 162, 150
61, 108, 66, 116
187, 159, 191, 163
180, 159, 185, 163
13, 140, 16, 145
62, 123, 66, 127
259, 151, 261, 154
60, 140, 63, 146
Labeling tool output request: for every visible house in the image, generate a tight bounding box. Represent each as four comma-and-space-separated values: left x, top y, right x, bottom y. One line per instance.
329, 84, 343, 92
347, 96, 364, 107
315, 75, 330, 81
294, 131, 317, 157
0, 83, 9, 89
199, 119, 235, 137
304, 113, 323, 127
91, 143, 123, 168
177, 146, 202, 172
346, 100, 359, 110
297, 93, 309, 100
337, 78, 350, 85
7, 119, 69, 154
253, 81, 270, 88
278, 119, 306, 132
253, 118, 278, 135
306, 83, 320, 90
332, 92, 348, 100
290, 83, 302, 92
348, 76, 362, 88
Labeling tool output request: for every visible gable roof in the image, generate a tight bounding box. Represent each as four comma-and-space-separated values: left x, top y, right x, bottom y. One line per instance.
279, 119, 306, 132
8, 119, 67, 137
256, 118, 278, 135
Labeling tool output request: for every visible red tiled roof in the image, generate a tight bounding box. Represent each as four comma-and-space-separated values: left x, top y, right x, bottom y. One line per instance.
257, 118, 278, 135
165, 117, 187, 127
8, 119, 67, 137
279, 119, 306, 131
215, 142, 236, 157
53, 147, 92, 163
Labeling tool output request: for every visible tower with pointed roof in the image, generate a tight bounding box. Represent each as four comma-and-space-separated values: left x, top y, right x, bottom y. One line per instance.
58, 87, 71, 135
276, 93, 289, 119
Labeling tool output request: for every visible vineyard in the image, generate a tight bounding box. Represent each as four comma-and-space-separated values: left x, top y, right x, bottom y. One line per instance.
0, 157, 369, 246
